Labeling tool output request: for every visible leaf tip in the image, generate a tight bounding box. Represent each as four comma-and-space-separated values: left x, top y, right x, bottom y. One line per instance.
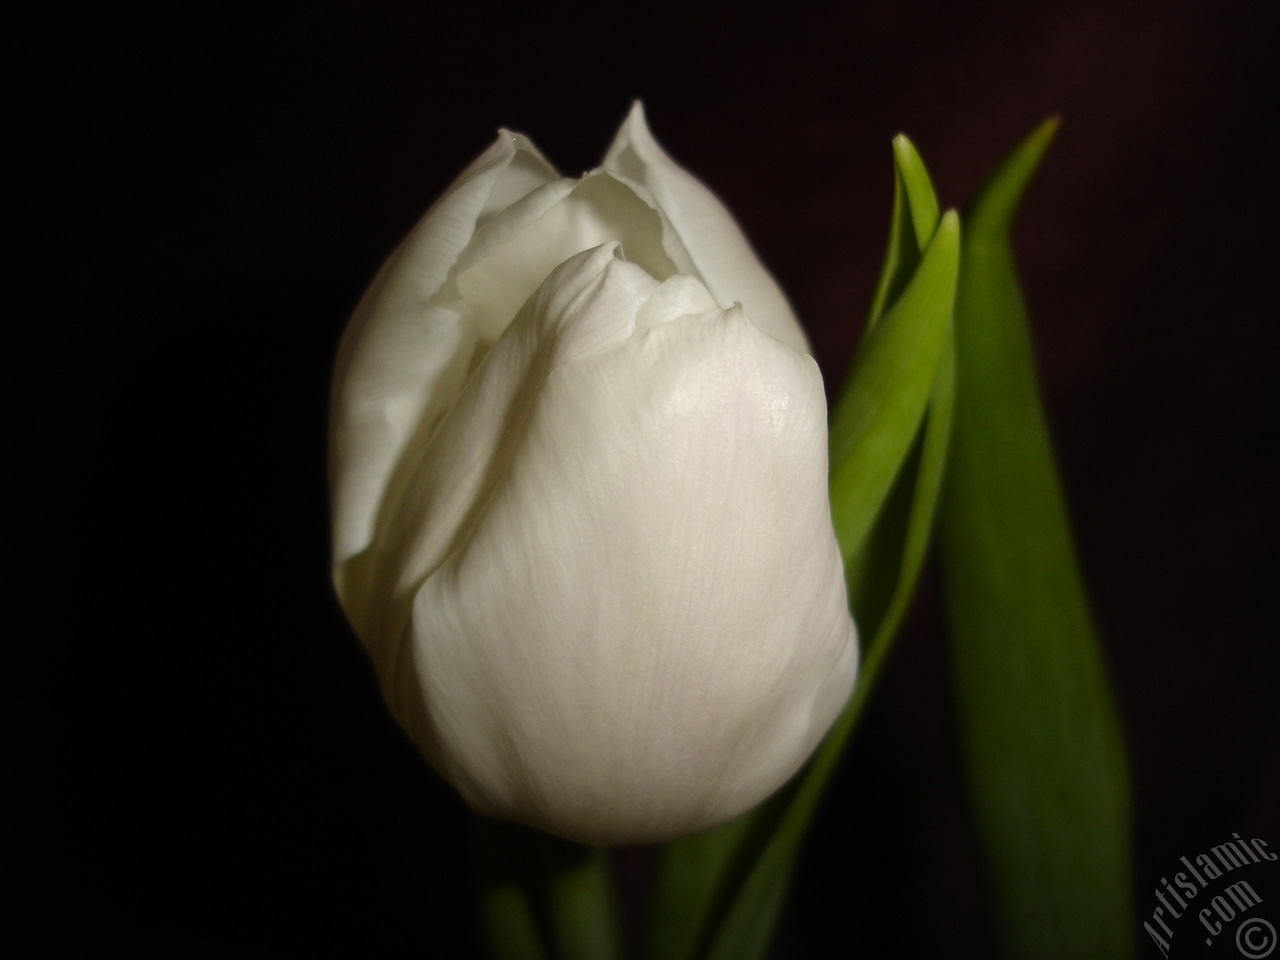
891, 133, 927, 176
966, 118, 1060, 236
934, 208, 962, 257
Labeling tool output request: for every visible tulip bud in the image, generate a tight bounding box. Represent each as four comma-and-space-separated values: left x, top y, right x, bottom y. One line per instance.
329, 103, 857, 844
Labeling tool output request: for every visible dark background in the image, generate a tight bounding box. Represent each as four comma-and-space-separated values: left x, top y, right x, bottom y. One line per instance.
67, 0, 1276, 955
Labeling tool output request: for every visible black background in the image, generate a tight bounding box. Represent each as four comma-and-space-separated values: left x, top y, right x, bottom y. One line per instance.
57, 0, 1277, 956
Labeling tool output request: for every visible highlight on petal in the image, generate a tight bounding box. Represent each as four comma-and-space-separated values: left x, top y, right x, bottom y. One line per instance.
603, 101, 810, 355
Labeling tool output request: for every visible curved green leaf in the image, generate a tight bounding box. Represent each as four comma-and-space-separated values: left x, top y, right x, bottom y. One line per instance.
937, 117, 1136, 959
828, 208, 960, 564
865, 134, 942, 330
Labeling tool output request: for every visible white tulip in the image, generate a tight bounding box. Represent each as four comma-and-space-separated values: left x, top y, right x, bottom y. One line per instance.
329, 103, 857, 844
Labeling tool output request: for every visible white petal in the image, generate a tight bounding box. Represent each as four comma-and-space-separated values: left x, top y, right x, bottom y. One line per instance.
357, 244, 661, 737
411, 281, 857, 843
330, 132, 559, 595
452, 172, 679, 344
603, 102, 811, 355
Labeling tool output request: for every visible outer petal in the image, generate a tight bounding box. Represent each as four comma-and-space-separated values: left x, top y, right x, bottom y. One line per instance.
603, 102, 810, 355
330, 132, 559, 595
410, 256, 857, 844
359, 244, 661, 755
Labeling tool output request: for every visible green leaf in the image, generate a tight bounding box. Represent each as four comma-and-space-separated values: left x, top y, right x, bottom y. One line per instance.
936, 117, 1136, 958
828, 207, 960, 564
845, 336, 955, 722
842, 133, 946, 618
865, 135, 942, 330
647, 139, 959, 960
472, 817, 623, 960
844, 131, 956, 710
